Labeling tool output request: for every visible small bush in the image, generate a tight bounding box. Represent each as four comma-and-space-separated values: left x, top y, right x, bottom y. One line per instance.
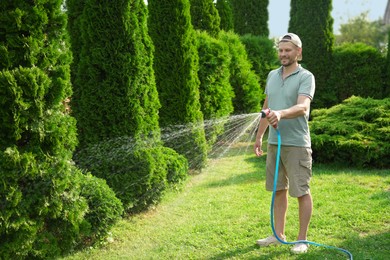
74, 138, 188, 213
310, 96, 390, 168
78, 172, 124, 246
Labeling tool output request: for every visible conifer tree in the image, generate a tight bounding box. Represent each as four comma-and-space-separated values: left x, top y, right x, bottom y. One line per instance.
289, 0, 334, 108
230, 0, 269, 36
0, 0, 122, 257
216, 0, 234, 32
148, 0, 208, 170
68, 0, 187, 213
69, 0, 161, 147
190, 0, 221, 37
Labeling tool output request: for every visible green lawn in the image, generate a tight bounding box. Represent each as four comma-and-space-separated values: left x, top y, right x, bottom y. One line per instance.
63, 142, 389, 260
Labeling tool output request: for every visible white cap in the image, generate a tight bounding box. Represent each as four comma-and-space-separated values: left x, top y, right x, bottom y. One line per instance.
279, 33, 302, 48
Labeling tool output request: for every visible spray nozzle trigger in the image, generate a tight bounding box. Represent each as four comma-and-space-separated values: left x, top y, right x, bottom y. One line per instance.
260, 108, 271, 118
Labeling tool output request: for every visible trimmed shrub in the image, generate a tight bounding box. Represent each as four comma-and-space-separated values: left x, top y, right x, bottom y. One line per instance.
310, 96, 390, 168
148, 0, 208, 170
196, 30, 234, 147
331, 43, 385, 104
240, 34, 279, 92
219, 31, 263, 114
0, 1, 123, 257
74, 138, 188, 213
68, 0, 161, 148
78, 173, 124, 246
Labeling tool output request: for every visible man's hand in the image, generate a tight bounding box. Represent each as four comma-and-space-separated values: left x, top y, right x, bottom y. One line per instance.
266, 110, 281, 128
254, 138, 263, 156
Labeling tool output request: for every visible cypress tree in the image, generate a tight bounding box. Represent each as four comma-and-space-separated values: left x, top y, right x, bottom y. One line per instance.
385, 29, 390, 98
0, 0, 122, 257
231, 0, 269, 36
148, 0, 208, 170
289, 0, 334, 108
216, 0, 234, 32
196, 30, 234, 146
190, 0, 221, 37
219, 31, 263, 114
68, 0, 187, 213
69, 0, 161, 147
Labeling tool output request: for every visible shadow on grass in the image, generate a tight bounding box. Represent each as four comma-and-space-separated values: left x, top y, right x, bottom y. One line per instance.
207, 232, 389, 260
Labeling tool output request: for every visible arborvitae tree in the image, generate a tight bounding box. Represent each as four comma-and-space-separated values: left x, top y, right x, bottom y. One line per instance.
190, 0, 221, 37
219, 31, 263, 114
385, 29, 390, 97
0, 0, 123, 258
70, 0, 161, 147
240, 34, 278, 92
196, 30, 234, 147
68, 0, 187, 213
230, 0, 269, 36
148, 0, 208, 170
289, 0, 334, 108
216, 0, 234, 32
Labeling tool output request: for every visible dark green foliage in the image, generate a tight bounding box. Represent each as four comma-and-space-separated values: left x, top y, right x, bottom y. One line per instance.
289, 0, 334, 109
310, 96, 390, 168
78, 173, 124, 246
215, 0, 234, 32
219, 31, 263, 114
190, 0, 221, 37
330, 43, 385, 105
0, 1, 123, 257
385, 29, 390, 98
74, 139, 188, 213
148, 0, 208, 170
0, 149, 88, 258
240, 34, 278, 93
196, 30, 234, 147
68, 0, 161, 148
230, 0, 269, 36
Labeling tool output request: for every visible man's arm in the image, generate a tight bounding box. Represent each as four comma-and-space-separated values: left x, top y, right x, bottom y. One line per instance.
266, 95, 311, 127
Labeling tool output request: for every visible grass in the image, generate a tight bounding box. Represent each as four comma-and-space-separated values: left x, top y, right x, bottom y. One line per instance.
62, 142, 390, 260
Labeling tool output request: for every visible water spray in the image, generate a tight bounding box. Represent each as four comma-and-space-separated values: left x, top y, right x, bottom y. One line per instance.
260, 109, 353, 259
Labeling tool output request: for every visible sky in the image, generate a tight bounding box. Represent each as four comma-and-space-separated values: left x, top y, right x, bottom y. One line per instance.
269, 0, 388, 38
143, 0, 388, 38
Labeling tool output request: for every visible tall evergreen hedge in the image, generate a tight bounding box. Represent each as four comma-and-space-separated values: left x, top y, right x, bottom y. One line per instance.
0, 0, 123, 258
148, 0, 208, 170
219, 31, 263, 114
190, 0, 221, 37
240, 34, 278, 92
330, 43, 385, 104
230, 0, 269, 36
289, 0, 334, 109
196, 30, 234, 147
216, 0, 234, 32
68, 0, 187, 213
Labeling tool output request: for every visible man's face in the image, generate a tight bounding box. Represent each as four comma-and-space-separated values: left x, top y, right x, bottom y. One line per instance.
278, 41, 301, 67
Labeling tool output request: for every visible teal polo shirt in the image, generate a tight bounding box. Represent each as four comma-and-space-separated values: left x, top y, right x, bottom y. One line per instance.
265, 65, 315, 147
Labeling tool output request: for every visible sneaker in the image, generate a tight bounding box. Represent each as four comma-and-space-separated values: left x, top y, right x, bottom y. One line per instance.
256, 235, 286, 247
291, 243, 309, 254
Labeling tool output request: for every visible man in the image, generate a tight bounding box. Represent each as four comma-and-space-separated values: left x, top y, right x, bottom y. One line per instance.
253, 33, 315, 254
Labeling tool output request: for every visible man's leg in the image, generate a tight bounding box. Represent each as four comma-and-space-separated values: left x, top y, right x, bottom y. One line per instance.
274, 189, 288, 238
297, 192, 313, 240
